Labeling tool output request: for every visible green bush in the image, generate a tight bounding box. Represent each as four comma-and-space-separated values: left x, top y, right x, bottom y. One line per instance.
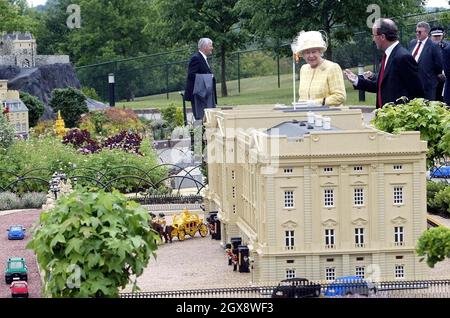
0, 113, 15, 150
373, 99, 450, 167
49, 88, 88, 128
21, 192, 47, 209
27, 187, 159, 297
79, 108, 144, 138
417, 227, 450, 268
19, 92, 45, 127
427, 181, 448, 214
0, 192, 47, 210
175, 107, 184, 127
434, 186, 450, 217
81, 86, 101, 101
0, 192, 21, 210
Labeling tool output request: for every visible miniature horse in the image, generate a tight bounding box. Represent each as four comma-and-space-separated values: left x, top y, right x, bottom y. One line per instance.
150, 221, 174, 243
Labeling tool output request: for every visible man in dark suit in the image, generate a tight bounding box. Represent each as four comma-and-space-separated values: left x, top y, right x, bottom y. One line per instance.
184, 38, 217, 121
408, 22, 443, 101
430, 26, 447, 102
443, 44, 450, 105
344, 18, 424, 109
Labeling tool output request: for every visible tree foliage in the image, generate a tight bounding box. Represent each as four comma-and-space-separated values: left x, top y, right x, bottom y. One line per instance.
372, 99, 450, 167
19, 91, 44, 127
237, 0, 424, 59
27, 187, 159, 297
417, 227, 450, 268
49, 87, 88, 128
153, 0, 250, 97
0, 0, 37, 33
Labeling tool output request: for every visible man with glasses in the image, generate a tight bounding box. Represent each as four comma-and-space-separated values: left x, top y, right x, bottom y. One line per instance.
408, 22, 443, 101
344, 18, 423, 109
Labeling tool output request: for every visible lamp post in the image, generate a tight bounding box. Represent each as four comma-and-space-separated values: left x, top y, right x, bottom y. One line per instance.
108, 73, 115, 107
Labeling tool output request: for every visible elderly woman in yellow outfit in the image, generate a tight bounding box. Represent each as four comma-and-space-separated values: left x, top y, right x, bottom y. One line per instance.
293, 31, 346, 106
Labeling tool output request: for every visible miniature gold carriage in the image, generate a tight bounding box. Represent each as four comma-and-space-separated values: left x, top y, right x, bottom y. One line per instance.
170, 209, 208, 241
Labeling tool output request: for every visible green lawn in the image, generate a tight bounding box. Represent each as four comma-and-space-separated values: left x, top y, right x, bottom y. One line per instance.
117, 71, 376, 110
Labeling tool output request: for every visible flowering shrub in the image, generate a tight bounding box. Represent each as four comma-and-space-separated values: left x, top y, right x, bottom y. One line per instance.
80, 108, 144, 137
62, 128, 100, 153
62, 129, 142, 155
102, 131, 142, 155
0, 137, 167, 193
30, 120, 56, 138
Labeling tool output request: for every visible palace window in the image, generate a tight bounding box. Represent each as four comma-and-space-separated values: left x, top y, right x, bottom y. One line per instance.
285, 230, 295, 250
394, 226, 404, 245
325, 229, 335, 248
354, 188, 364, 206
285, 269, 296, 279
284, 190, 294, 208
325, 268, 336, 281
355, 266, 365, 278
355, 228, 365, 247
324, 189, 334, 207
395, 265, 405, 279
393, 187, 404, 205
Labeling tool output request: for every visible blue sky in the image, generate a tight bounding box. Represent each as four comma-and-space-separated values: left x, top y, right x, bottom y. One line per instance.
27, 0, 450, 7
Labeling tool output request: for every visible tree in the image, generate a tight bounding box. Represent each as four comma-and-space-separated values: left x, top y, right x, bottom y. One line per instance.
417, 227, 450, 268
19, 91, 44, 127
32, 0, 75, 55
49, 87, 88, 128
237, 0, 424, 60
27, 187, 159, 297
0, 112, 15, 150
154, 0, 250, 97
0, 0, 37, 33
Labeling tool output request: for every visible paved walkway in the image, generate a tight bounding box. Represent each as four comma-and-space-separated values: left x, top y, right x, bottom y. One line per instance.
0, 209, 42, 298
428, 213, 450, 228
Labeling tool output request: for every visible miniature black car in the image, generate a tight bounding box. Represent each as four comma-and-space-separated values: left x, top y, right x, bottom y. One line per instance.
271, 278, 321, 298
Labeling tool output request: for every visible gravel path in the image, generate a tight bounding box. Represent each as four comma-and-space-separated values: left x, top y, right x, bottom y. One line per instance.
0, 209, 42, 298
123, 235, 251, 293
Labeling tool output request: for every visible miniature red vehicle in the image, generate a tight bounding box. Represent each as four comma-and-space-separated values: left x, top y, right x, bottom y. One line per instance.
10, 280, 29, 298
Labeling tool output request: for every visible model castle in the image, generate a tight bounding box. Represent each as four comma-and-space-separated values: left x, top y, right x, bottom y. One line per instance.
204, 106, 428, 282
0, 32, 69, 68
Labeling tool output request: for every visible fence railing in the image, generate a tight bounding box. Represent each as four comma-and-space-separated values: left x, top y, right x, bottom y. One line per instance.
119, 279, 450, 298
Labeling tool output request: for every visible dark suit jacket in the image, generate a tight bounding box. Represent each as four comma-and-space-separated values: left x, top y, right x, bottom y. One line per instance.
443, 44, 450, 105
355, 43, 424, 108
408, 39, 443, 100
185, 52, 217, 103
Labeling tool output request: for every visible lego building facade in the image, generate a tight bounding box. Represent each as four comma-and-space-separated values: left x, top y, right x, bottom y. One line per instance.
1, 80, 28, 138
204, 106, 428, 282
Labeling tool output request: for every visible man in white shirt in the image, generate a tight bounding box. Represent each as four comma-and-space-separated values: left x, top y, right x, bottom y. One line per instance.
344, 18, 424, 108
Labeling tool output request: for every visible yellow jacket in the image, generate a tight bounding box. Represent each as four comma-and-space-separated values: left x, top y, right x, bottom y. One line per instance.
298, 59, 346, 106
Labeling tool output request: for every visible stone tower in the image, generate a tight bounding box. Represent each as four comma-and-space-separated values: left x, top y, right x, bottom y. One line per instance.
0, 32, 36, 68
